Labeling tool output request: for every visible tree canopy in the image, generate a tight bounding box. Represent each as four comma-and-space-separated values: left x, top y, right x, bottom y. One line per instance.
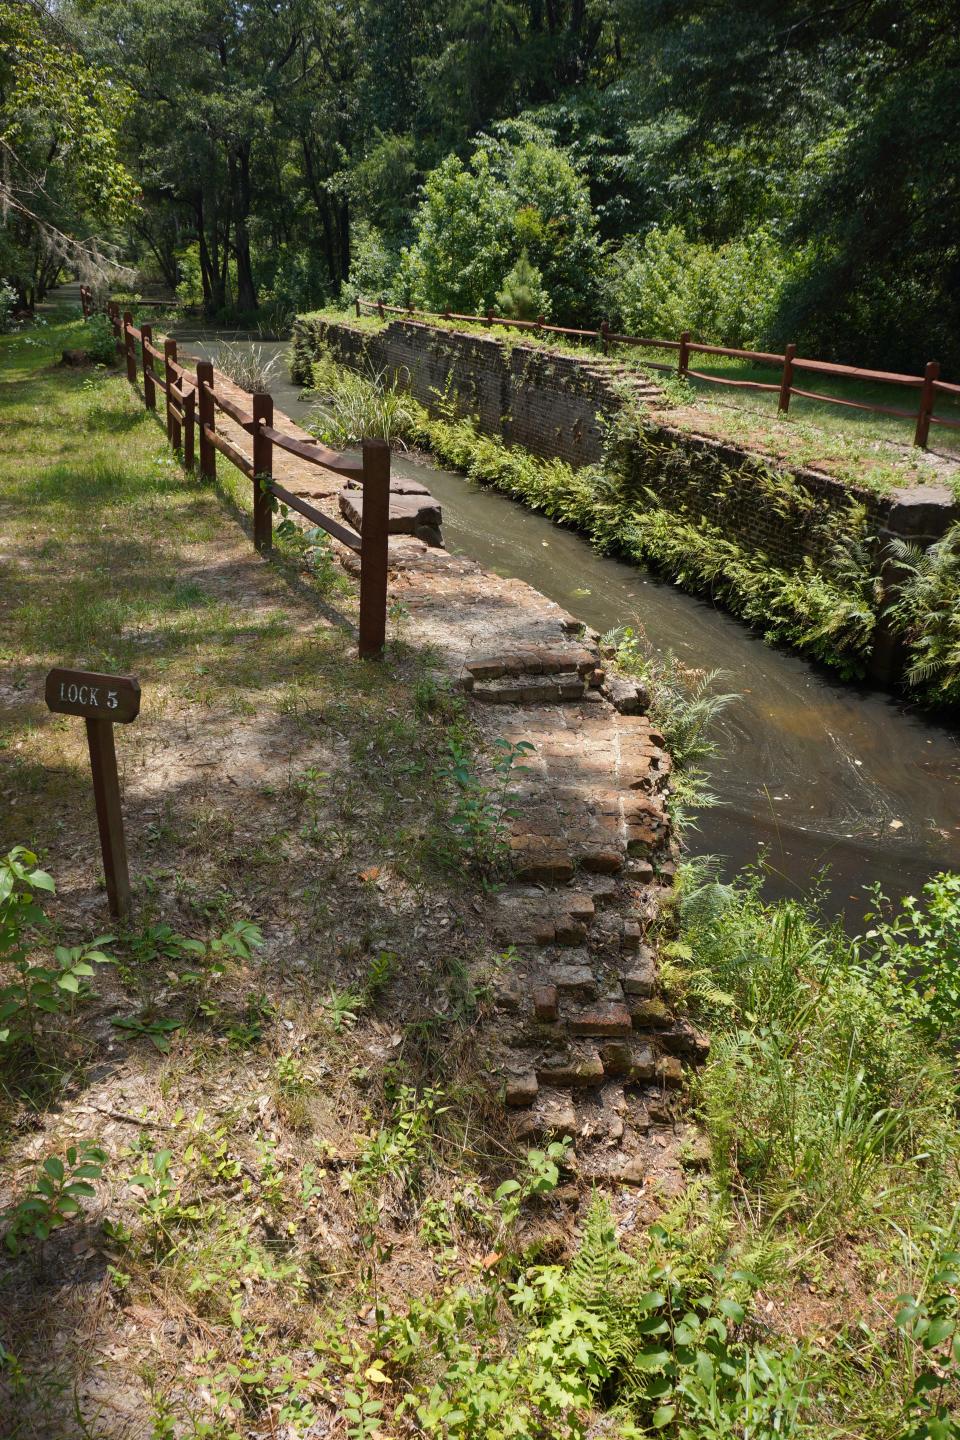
2, 0, 958, 368
0, 0, 137, 305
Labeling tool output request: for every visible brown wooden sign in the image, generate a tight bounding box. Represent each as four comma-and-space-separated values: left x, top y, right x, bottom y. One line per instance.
46, 668, 140, 724
45, 667, 140, 918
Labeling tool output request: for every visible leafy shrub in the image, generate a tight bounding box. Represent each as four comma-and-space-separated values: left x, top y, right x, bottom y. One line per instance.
617, 224, 794, 348
0, 281, 16, 333
435, 735, 534, 879
3, 1143, 107, 1254
400, 128, 601, 321
895, 1239, 960, 1440
859, 872, 960, 1046
0, 844, 114, 1051
83, 312, 117, 365
342, 220, 402, 305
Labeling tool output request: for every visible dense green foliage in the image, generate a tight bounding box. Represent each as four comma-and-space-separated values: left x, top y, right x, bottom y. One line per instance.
395, 131, 602, 321
5, 0, 955, 370
888, 527, 960, 707
653, 861, 960, 1434
0, 0, 137, 305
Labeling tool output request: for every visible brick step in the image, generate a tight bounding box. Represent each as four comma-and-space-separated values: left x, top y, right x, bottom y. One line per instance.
508, 1076, 681, 1147
489, 888, 599, 946
462, 644, 599, 686
471, 672, 588, 705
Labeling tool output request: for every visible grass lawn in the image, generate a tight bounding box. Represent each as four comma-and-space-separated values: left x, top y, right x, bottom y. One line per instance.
2, 317, 959, 1439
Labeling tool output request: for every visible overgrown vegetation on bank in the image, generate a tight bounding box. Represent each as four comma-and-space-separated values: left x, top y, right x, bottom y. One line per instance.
294, 307, 960, 478
304, 346, 960, 704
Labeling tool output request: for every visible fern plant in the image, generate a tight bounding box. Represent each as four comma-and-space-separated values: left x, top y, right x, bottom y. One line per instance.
514, 1193, 813, 1436
887, 527, 960, 705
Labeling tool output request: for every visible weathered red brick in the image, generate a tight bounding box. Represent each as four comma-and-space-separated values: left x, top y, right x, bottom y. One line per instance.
599, 1040, 633, 1074
621, 919, 642, 951
569, 1003, 633, 1037
630, 997, 673, 1029
578, 845, 623, 874
537, 1047, 604, 1087
510, 837, 575, 882
656, 1055, 683, 1087
623, 953, 656, 997
533, 985, 559, 1022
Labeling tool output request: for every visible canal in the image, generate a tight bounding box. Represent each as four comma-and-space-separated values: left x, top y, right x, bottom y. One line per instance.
176, 330, 960, 923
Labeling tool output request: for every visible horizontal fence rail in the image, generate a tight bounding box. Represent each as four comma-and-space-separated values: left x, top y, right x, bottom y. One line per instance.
100, 299, 389, 657
357, 297, 954, 449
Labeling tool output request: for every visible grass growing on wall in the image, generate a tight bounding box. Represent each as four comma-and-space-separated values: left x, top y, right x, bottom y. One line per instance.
293, 310, 957, 494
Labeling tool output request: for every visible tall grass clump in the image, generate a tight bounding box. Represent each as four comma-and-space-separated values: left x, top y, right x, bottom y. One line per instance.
213, 340, 285, 392
666, 862, 959, 1242
306, 353, 421, 446
657, 863, 960, 1435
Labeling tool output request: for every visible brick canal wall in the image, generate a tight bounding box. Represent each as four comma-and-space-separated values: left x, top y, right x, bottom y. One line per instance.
293, 315, 633, 468
293, 315, 960, 681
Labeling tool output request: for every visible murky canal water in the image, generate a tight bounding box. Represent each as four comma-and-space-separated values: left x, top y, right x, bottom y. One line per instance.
176, 332, 960, 923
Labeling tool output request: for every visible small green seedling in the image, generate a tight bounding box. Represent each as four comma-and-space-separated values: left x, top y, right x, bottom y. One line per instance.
3, 1143, 107, 1254
110, 1014, 184, 1051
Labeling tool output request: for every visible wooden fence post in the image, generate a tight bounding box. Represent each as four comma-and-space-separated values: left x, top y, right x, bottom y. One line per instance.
182, 387, 196, 470
486, 309, 494, 327
252, 392, 273, 552
123, 312, 137, 385
914, 361, 940, 448
197, 361, 216, 480
678, 331, 691, 377
358, 438, 390, 658
600, 320, 610, 355
355, 297, 361, 317
163, 339, 181, 450
141, 323, 156, 410
377, 297, 385, 319
778, 343, 797, 415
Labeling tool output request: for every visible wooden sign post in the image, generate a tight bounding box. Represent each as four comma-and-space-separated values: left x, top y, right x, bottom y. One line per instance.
45, 668, 141, 919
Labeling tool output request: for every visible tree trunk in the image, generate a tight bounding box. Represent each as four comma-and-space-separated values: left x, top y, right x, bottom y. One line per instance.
338, 198, 350, 287
230, 146, 258, 312
195, 195, 215, 312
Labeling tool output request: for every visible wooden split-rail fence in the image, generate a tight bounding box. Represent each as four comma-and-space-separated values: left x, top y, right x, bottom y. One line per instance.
359, 297, 960, 449
99, 298, 390, 658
